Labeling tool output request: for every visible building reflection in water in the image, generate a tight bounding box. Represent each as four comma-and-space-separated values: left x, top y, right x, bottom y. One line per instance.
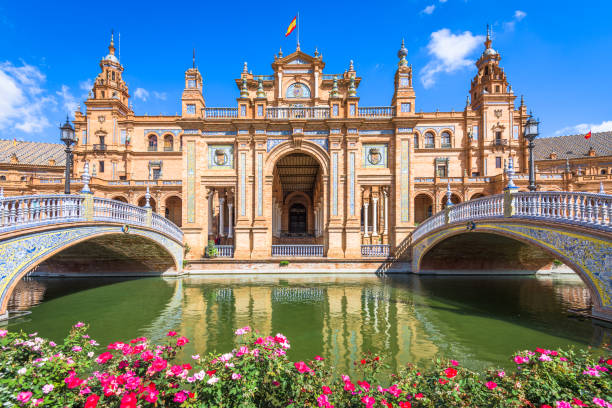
7, 279, 46, 311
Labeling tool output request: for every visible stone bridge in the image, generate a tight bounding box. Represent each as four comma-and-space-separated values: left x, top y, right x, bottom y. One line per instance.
0, 192, 184, 319
395, 190, 612, 321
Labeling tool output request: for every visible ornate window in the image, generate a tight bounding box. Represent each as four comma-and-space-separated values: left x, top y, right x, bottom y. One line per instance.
286, 82, 311, 99
148, 134, 158, 151
425, 132, 435, 148
441, 131, 451, 148
413, 134, 419, 149
164, 135, 173, 151
401, 102, 411, 113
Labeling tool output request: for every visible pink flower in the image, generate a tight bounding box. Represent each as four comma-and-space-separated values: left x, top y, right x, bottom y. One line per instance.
236, 346, 249, 357
514, 355, 525, 364
322, 386, 332, 395
173, 391, 188, 403
315, 355, 325, 361
560, 357, 568, 362
498, 370, 505, 378
0, 329, 7, 337
317, 394, 330, 407
341, 375, 350, 382
555, 402, 572, 408
450, 359, 458, 366
486, 381, 497, 390
176, 336, 189, 346
73, 322, 85, 328
294, 361, 313, 373
149, 358, 167, 373
592, 397, 612, 407
95, 352, 113, 364
571, 398, 588, 407
583, 367, 601, 377
539, 354, 552, 362
166, 331, 177, 337
72, 346, 82, 352
361, 395, 376, 408
207, 376, 219, 384
17, 391, 32, 404
235, 326, 251, 335
42, 384, 53, 394
231, 373, 242, 380
387, 384, 402, 397
357, 380, 371, 392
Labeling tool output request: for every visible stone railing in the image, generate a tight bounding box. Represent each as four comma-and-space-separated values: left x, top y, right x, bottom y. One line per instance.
357, 106, 395, 118
203, 108, 238, 119
0, 194, 183, 243
361, 244, 390, 257
266, 107, 330, 120
271, 245, 324, 257
411, 191, 612, 244
215, 245, 234, 258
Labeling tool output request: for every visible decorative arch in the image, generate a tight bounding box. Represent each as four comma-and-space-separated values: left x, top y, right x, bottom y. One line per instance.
163, 134, 174, 151
424, 131, 435, 148
147, 134, 158, 151
265, 140, 330, 177
284, 191, 312, 207
411, 220, 612, 320
440, 130, 452, 147
0, 225, 182, 315
286, 82, 311, 99
414, 192, 434, 224
413, 132, 421, 149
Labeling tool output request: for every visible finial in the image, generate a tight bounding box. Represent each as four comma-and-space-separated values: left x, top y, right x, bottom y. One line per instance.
278, 47, 283, 57
296, 41, 300, 51
446, 181, 453, 207
466, 95, 470, 106
349, 60, 354, 71
348, 76, 356, 97
484, 24, 492, 50
108, 29, 116, 55
565, 158, 571, 173
256, 76, 265, 98
240, 77, 249, 97
243, 61, 248, 73
193, 48, 196, 69
520, 95, 525, 106
397, 39, 408, 67
81, 162, 92, 194
314, 47, 319, 57
145, 186, 151, 208
505, 156, 518, 190
600, 182, 605, 194
330, 75, 339, 97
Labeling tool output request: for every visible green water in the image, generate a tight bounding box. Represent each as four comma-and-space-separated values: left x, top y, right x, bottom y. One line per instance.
4, 274, 610, 374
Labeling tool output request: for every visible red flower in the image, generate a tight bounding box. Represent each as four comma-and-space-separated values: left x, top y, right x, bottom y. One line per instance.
360, 359, 367, 365
322, 386, 332, 395
294, 361, 312, 373
444, 367, 458, 378
485, 381, 497, 390
149, 358, 167, 372
361, 395, 376, 408
315, 355, 324, 361
176, 336, 189, 347
572, 398, 588, 407
438, 378, 449, 385
85, 394, 100, 408
120, 392, 138, 408
415, 393, 423, 399
166, 331, 177, 337
357, 380, 371, 392
374, 356, 380, 361
540, 405, 552, 408
607, 359, 612, 365
400, 402, 412, 408
206, 370, 217, 376
95, 352, 113, 364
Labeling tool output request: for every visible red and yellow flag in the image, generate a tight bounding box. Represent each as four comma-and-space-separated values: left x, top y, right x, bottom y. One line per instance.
285, 16, 297, 37
584, 131, 592, 139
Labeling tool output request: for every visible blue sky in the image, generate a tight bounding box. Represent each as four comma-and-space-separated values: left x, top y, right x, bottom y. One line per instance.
0, 0, 610, 144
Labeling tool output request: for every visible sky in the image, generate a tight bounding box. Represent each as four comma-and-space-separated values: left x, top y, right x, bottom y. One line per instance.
0, 0, 610, 144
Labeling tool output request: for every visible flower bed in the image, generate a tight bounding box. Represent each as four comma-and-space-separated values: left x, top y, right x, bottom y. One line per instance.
0, 323, 610, 407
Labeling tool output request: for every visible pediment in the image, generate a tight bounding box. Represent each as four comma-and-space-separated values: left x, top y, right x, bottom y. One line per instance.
273, 50, 325, 70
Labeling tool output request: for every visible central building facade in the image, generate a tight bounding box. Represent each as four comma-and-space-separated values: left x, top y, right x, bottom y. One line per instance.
70, 33, 532, 260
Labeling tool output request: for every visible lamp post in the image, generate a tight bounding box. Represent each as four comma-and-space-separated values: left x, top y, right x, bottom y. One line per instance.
60, 116, 76, 194
524, 113, 540, 192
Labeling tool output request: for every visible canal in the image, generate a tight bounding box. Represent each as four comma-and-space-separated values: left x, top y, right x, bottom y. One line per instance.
4, 274, 610, 374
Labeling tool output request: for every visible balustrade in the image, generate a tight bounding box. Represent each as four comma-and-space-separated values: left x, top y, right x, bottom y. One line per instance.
271, 245, 324, 257
214, 245, 234, 258
357, 106, 395, 118
266, 107, 330, 120
203, 108, 238, 118
361, 244, 390, 257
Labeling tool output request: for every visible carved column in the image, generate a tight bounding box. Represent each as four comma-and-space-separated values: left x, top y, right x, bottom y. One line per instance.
372, 196, 379, 237
383, 189, 389, 236
227, 201, 234, 239
219, 196, 225, 238
363, 200, 370, 238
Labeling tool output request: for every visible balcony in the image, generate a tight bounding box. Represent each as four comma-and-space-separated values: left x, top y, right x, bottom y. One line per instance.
493, 139, 508, 147
147, 146, 157, 152
163, 146, 174, 152
93, 144, 107, 151
357, 106, 395, 118
266, 107, 330, 120
204, 107, 238, 119
214, 245, 234, 258
361, 244, 390, 257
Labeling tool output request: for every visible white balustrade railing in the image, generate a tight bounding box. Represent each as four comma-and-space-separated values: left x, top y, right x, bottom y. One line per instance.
215, 245, 234, 258
0, 195, 183, 243
357, 106, 395, 118
203, 107, 238, 119
411, 191, 612, 244
271, 245, 324, 257
266, 107, 330, 120
361, 244, 390, 257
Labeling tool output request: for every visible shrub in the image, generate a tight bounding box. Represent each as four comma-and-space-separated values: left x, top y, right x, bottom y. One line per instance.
0, 325, 609, 407
205, 240, 217, 258
279, 260, 290, 267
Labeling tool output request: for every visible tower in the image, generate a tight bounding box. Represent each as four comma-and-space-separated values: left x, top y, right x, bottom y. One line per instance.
181, 49, 205, 118
392, 40, 415, 116
90, 31, 130, 108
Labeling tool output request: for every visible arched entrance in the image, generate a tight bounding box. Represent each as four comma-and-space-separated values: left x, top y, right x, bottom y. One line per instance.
441, 193, 461, 210
111, 196, 128, 203
165, 196, 182, 227
272, 152, 323, 245
414, 194, 433, 224
138, 196, 157, 212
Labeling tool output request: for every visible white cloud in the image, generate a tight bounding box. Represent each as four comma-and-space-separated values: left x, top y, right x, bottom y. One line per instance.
153, 91, 167, 100
422, 5, 436, 14
56, 85, 78, 115
419, 29, 484, 88
0, 61, 56, 133
553, 120, 612, 137
505, 10, 527, 32
134, 87, 149, 101
439, 0, 447, 2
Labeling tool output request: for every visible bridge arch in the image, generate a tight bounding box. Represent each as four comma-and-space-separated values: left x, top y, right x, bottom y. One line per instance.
0, 225, 182, 317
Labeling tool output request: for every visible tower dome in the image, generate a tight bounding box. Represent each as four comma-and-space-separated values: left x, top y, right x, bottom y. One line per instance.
104, 31, 120, 64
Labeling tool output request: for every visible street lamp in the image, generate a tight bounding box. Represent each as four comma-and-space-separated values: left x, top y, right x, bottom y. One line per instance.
524, 113, 540, 192
60, 116, 76, 194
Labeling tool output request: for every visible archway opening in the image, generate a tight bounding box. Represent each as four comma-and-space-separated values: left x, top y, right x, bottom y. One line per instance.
138, 196, 157, 212
470, 193, 486, 201
272, 152, 323, 244
414, 194, 433, 224
111, 196, 128, 203
165, 196, 182, 227
441, 193, 461, 210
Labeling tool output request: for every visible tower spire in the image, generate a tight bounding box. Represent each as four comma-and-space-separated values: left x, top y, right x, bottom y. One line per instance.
193, 48, 196, 69
109, 29, 115, 56
484, 24, 492, 49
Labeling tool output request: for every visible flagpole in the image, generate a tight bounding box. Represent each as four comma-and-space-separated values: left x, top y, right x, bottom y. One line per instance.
297, 11, 300, 49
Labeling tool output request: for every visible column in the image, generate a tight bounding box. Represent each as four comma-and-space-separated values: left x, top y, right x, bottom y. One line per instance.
363, 201, 370, 237
383, 190, 389, 236
372, 197, 379, 236
314, 207, 318, 237
227, 202, 234, 238
207, 190, 213, 236
219, 196, 225, 237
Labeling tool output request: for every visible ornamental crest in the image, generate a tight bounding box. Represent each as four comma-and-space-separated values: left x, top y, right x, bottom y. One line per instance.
363, 144, 388, 168
368, 148, 382, 165
494, 109, 503, 118
214, 149, 228, 166
208, 145, 234, 169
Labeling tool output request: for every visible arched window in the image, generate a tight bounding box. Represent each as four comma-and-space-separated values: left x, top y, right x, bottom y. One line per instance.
441, 131, 451, 147
286, 83, 311, 99
148, 134, 157, 151
163, 134, 173, 151
424, 132, 435, 148
413, 134, 419, 149
0, 175, 5, 181
602, 169, 608, 175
